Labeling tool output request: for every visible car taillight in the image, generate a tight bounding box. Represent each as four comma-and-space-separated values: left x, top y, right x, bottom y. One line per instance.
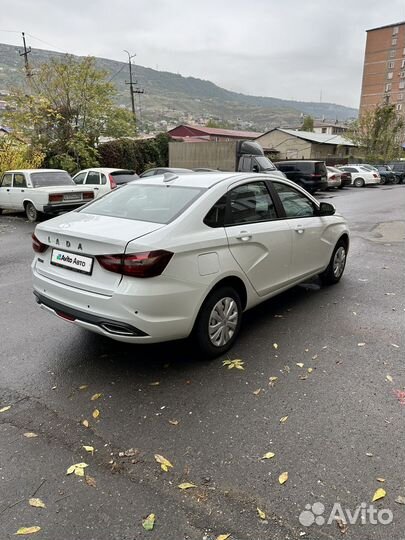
330, 174, 336, 180
97, 250, 173, 278
109, 174, 117, 189
311, 173, 321, 177
49, 193, 63, 203
373, 173, 378, 178
83, 191, 94, 200
32, 233, 48, 253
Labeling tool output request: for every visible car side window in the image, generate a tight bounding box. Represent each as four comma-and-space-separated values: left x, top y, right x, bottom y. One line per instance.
13, 173, 27, 188
141, 170, 157, 177
227, 182, 277, 225
85, 171, 100, 185
273, 182, 316, 218
73, 172, 87, 185
1, 173, 13, 187
100, 173, 107, 185
204, 195, 227, 228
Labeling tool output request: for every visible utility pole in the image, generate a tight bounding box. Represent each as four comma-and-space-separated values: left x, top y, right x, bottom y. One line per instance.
19, 32, 32, 78
124, 50, 144, 130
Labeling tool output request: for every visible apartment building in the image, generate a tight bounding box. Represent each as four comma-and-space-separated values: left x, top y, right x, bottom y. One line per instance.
359, 21, 405, 115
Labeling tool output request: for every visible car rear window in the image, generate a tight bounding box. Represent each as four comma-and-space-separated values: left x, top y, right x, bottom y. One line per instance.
111, 171, 139, 184
314, 162, 327, 175
81, 183, 204, 224
31, 171, 74, 188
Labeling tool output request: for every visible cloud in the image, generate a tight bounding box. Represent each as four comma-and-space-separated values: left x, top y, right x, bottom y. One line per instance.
1, 0, 404, 107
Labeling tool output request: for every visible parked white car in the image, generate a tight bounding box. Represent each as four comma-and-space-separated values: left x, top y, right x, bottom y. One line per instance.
326, 167, 342, 189
32, 172, 349, 357
72, 168, 139, 198
338, 165, 380, 187
0, 169, 95, 222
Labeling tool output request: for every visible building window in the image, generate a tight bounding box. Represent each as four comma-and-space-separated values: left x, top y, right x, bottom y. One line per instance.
401, 71, 405, 78
393, 26, 399, 35
392, 37, 398, 46
403, 48, 405, 56
388, 61, 395, 69
402, 59, 405, 68
398, 93, 404, 101
390, 50, 396, 58
387, 72, 393, 79
385, 83, 392, 92
321, 127, 327, 133
399, 81, 405, 89
396, 103, 402, 111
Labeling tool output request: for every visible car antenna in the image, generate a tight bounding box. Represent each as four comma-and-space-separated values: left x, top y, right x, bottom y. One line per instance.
163, 173, 178, 183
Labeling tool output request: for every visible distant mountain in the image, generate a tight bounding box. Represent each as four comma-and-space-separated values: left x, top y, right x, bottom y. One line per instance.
0, 42, 358, 132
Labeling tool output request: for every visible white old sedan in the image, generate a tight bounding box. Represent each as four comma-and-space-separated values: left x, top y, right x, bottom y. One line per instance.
32, 172, 349, 357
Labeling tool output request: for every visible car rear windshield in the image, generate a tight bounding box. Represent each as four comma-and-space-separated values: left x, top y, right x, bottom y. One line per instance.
81, 183, 204, 224
31, 171, 75, 188
111, 171, 139, 184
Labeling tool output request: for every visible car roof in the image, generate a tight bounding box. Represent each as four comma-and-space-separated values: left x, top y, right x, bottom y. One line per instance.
4, 169, 67, 174
134, 171, 302, 190
74, 168, 134, 174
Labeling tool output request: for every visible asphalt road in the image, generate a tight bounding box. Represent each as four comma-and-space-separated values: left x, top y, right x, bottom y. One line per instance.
0, 185, 404, 540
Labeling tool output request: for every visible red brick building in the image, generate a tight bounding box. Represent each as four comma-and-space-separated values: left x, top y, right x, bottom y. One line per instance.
360, 21, 405, 116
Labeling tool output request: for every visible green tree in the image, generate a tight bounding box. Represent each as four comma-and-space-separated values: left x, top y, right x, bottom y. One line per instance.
301, 115, 314, 132
206, 119, 234, 129
347, 103, 405, 162
4, 56, 135, 173
0, 137, 44, 174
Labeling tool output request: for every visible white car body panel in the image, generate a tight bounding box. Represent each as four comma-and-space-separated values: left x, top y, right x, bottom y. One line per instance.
32, 172, 349, 344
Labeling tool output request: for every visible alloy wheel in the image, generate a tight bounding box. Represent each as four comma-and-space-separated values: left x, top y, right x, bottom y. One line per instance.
333, 246, 346, 278
208, 297, 239, 347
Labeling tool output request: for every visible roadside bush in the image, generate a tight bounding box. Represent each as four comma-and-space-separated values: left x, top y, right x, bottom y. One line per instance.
98, 133, 169, 173
0, 138, 44, 174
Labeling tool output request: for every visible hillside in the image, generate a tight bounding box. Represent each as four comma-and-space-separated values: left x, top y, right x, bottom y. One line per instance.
0, 42, 358, 132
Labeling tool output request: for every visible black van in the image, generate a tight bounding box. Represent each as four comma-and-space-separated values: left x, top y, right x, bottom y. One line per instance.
274, 160, 328, 194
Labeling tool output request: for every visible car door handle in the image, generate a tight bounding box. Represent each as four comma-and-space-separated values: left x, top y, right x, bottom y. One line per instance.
6, 188, 10, 192
21, 189, 25, 192
236, 231, 252, 241
295, 225, 305, 234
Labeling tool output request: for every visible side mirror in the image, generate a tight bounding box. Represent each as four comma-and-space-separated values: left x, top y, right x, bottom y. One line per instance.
318, 202, 335, 216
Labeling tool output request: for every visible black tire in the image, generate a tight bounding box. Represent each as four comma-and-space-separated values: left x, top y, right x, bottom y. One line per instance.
25, 202, 39, 222
353, 177, 365, 188
193, 286, 242, 358
319, 239, 348, 285
392, 175, 400, 185
379, 177, 386, 185
0, 208, 3, 215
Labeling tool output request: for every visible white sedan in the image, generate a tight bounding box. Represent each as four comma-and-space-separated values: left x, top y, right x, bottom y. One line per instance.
72, 168, 139, 198
32, 172, 349, 357
338, 165, 380, 187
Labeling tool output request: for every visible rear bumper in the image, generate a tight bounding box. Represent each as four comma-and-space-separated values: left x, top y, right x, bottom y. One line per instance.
32, 263, 205, 343
43, 203, 86, 214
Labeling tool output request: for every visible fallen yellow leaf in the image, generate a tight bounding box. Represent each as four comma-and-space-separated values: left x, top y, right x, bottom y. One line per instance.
257, 507, 266, 520
269, 377, 278, 382
279, 416, 288, 424
83, 445, 94, 455
66, 462, 88, 477
279, 471, 288, 484
85, 475, 97, 487
273, 343, 278, 349
262, 452, 275, 460
386, 375, 393, 383
169, 419, 179, 425
358, 342, 366, 347
296, 363, 304, 368
376, 478, 385, 483
216, 535, 230, 540
28, 498, 45, 509
307, 368, 313, 373
253, 388, 262, 395
154, 454, 173, 472
92, 409, 100, 419
178, 482, 197, 490
149, 381, 160, 386
372, 488, 386, 502
23, 432, 38, 438
142, 513, 155, 531
90, 393, 102, 401
222, 359, 244, 370
79, 385, 88, 390
0, 405, 11, 413
82, 420, 89, 428
15, 526, 41, 535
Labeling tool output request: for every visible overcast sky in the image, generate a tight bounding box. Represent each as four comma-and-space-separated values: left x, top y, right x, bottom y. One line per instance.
1, 0, 405, 108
